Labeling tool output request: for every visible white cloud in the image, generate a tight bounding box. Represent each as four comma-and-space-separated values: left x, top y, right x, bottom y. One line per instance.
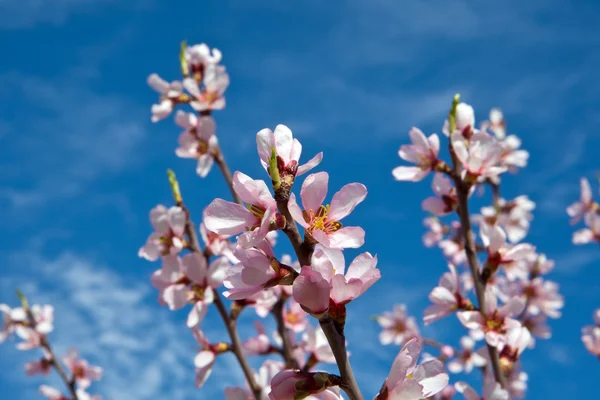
0, 250, 243, 399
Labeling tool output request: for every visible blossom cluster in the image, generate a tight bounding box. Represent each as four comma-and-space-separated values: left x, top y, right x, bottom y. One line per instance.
568, 177, 600, 245
383, 100, 565, 398
0, 300, 102, 399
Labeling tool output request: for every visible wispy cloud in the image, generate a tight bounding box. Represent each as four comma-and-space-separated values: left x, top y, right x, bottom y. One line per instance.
0, 249, 243, 399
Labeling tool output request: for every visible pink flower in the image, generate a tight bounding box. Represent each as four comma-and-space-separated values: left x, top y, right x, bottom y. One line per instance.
200, 222, 236, 262
63, 349, 103, 389
421, 174, 457, 216
377, 304, 420, 345
283, 298, 308, 332
572, 212, 600, 245
147, 74, 183, 122
204, 172, 280, 249
151, 253, 228, 327
224, 242, 293, 300
39, 385, 68, 400
476, 196, 535, 243
300, 324, 336, 364
185, 43, 222, 72
192, 328, 217, 388
245, 288, 280, 317
269, 370, 340, 400
506, 363, 528, 398
498, 134, 529, 172
455, 373, 509, 400
457, 288, 525, 348
497, 326, 531, 369
256, 124, 323, 179
483, 108, 506, 140
392, 128, 441, 182
184, 64, 229, 112
243, 321, 272, 355
567, 178, 597, 224
447, 336, 487, 374
15, 327, 42, 350
424, 264, 470, 325
439, 238, 467, 266
480, 224, 535, 281
514, 277, 564, 319
451, 131, 507, 180
0, 303, 26, 342
138, 205, 186, 261
582, 309, 600, 357
293, 245, 380, 314
25, 351, 53, 376
288, 172, 367, 249
422, 217, 446, 247
520, 313, 551, 345
174, 111, 218, 177
442, 102, 475, 137
376, 338, 449, 400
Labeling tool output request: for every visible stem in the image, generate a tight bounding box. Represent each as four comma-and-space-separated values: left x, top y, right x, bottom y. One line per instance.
213, 146, 241, 204
449, 153, 507, 388
22, 308, 78, 399
271, 297, 300, 369
319, 317, 363, 400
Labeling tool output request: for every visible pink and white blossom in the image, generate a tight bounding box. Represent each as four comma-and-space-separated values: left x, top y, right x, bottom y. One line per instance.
25, 351, 53, 376
482, 108, 506, 140
480, 224, 535, 281
256, 124, 323, 178
582, 309, 600, 357
174, 111, 218, 177
293, 245, 380, 314
567, 178, 597, 224
300, 324, 336, 364
424, 264, 470, 325
147, 74, 183, 122
422, 217, 446, 247
393, 128, 441, 182
200, 222, 236, 262
455, 373, 509, 400
498, 134, 529, 172
288, 172, 367, 249
572, 212, 600, 245
283, 298, 308, 333
243, 321, 272, 355
39, 385, 69, 400
447, 336, 487, 374
377, 304, 421, 345
139, 205, 186, 261
204, 172, 280, 249
451, 131, 507, 180
185, 43, 222, 71
63, 349, 103, 389
422, 174, 457, 216
192, 328, 217, 388
457, 288, 525, 348
376, 338, 449, 400
184, 64, 229, 112
269, 370, 342, 400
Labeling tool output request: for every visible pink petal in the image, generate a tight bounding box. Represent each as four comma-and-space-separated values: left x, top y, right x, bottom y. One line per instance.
412, 360, 448, 397
409, 127, 429, 149
345, 252, 378, 280
457, 311, 483, 330
168, 207, 187, 236
163, 284, 189, 310
389, 379, 425, 400
181, 253, 208, 284
329, 183, 367, 221
422, 197, 447, 215
301, 172, 329, 212
273, 124, 294, 162
174, 110, 197, 129
327, 226, 365, 249
187, 302, 208, 327
150, 205, 169, 233
331, 275, 362, 304
431, 173, 452, 196
288, 193, 309, 228
297, 152, 324, 176
392, 166, 429, 182
196, 155, 214, 178
256, 128, 275, 168
204, 199, 256, 235
292, 267, 331, 314
147, 74, 169, 93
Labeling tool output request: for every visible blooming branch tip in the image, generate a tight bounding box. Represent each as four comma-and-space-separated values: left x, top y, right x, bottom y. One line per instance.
269, 147, 282, 190
167, 169, 182, 204
179, 41, 189, 77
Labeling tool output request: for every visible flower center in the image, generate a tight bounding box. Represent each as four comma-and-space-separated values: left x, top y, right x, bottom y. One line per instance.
485, 317, 503, 332
246, 204, 266, 219
303, 205, 342, 234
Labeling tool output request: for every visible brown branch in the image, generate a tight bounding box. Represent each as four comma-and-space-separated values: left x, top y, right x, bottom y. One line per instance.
19, 299, 78, 400
271, 297, 300, 369
213, 146, 241, 204
318, 317, 363, 400
449, 149, 507, 388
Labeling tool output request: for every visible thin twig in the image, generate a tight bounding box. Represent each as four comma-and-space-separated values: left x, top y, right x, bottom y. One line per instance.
271, 297, 300, 369
213, 146, 241, 204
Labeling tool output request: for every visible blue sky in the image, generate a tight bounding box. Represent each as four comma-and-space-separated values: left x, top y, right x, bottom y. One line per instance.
1, 0, 600, 398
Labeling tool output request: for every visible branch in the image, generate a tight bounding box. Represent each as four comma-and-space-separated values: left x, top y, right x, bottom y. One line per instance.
167, 171, 261, 399
17, 291, 78, 400
213, 146, 241, 204
449, 159, 507, 389
318, 317, 363, 400
271, 297, 300, 369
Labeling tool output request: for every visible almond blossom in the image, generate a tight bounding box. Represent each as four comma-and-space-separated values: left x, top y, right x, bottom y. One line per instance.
455, 373, 509, 400
138, 205, 186, 261
200, 222, 236, 262
482, 108, 506, 140
375, 338, 449, 400
63, 349, 103, 390
424, 264, 472, 325
497, 134, 529, 172
283, 298, 308, 333
451, 131, 507, 181
476, 196, 535, 243
184, 64, 229, 112
192, 328, 222, 388
572, 212, 600, 245
457, 288, 525, 348
422, 173, 457, 216
147, 74, 184, 122
447, 336, 487, 374
392, 128, 441, 182
298, 324, 336, 365
509, 277, 564, 319
185, 43, 223, 76
25, 351, 53, 376
269, 370, 342, 400
422, 217, 446, 247
243, 321, 272, 356
256, 124, 323, 180
204, 172, 281, 249
442, 103, 475, 137
288, 172, 367, 249
567, 177, 597, 224
293, 245, 380, 314
497, 326, 531, 370
582, 309, 600, 357
480, 224, 535, 281
174, 111, 218, 177
377, 304, 421, 345
223, 242, 294, 300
